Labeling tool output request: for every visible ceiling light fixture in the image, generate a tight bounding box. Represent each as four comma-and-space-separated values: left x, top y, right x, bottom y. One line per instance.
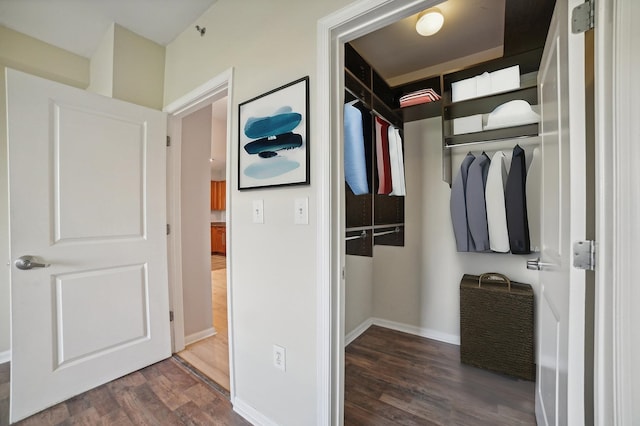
416, 8, 444, 36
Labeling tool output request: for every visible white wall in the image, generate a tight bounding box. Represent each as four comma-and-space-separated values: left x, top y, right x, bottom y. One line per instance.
87, 23, 115, 97
0, 25, 90, 358
346, 117, 540, 344
112, 24, 165, 110
181, 105, 214, 338
344, 256, 374, 337
87, 24, 165, 110
164, 1, 354, 424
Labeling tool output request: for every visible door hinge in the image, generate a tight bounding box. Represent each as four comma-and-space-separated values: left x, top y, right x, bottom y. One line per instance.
166, 136, 171, 147
572, 0, 595, 33
169, 311, 174, 322
166, 224, 171, 235
573, 240, 596, 271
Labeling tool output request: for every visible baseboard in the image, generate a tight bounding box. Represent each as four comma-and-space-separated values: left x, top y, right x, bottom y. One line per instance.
345, 317, 460, 346
345, 318, 374, 346
184, 327, 217, 346
0, 350, 10, 364
371, 318, 460, 345
233, 397, 278, 426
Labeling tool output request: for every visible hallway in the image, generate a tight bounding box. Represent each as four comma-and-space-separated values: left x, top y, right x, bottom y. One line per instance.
177, 255, 230, 391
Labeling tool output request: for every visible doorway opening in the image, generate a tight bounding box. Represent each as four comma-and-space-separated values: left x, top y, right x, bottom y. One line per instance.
316, 0, 587, 424
165, 69, 236, 399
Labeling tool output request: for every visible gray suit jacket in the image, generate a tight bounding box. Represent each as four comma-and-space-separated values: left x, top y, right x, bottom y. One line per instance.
466, 152, 491, 251
450, 153, 476, 252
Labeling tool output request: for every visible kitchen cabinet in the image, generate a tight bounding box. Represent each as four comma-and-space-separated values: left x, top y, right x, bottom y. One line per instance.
210, 224, 226, 255
210, 181, 226, 210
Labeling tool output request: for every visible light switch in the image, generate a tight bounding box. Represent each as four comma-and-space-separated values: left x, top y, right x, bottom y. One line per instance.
294, 197, 308, 225
252, 200, 264, 224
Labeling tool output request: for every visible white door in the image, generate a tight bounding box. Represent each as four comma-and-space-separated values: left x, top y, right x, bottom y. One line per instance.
536, 0, 587, 425
7, 69, 171, 423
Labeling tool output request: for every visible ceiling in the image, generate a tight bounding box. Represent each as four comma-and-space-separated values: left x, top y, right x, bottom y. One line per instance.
350, 0, 555, 88
0, 0, 217, 58
351, 0, 506, 87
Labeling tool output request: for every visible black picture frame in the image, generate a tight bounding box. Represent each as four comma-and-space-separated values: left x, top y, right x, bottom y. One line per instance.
238, 76, 310, 190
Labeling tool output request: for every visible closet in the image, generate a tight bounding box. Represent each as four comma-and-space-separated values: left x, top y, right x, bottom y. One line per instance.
342, 0, 555, 364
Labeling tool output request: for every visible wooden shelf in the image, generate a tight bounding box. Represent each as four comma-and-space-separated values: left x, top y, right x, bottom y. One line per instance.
443, 84, 537, 119
444, 123, 539, 146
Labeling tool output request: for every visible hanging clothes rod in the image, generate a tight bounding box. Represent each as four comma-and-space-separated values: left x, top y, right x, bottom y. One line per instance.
444, 136, 540, 150
344, 87, 395, 126
345, 230, 367, 241
373, 226, 400, 237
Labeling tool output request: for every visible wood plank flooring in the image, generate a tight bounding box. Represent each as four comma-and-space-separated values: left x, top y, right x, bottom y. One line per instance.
0, 363, 8, 426
0, 357, 248, 426
345, 325, 536, 425
178, 256, 230, 391
177, 270, 230, 391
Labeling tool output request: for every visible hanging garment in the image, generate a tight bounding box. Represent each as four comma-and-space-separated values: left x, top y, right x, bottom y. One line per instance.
526, 147, 541, 252
466, 152, 491, 251
375, 116, 393, 194
353, 102, 374, 191
505, 144, 531, 254
388, 126, 406, 196
450, 153, 476, 252
485, 151, 510, 253
343, 103, 369, 195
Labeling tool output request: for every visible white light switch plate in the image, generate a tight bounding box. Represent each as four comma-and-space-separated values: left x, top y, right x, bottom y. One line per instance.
252, 200, 264, 224
294, 197, 308, 225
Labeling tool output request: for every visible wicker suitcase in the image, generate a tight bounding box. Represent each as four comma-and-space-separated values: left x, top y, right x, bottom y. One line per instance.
459, 273, 535, 380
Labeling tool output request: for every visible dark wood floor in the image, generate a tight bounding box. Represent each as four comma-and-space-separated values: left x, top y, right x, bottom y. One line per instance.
345, 325, 536, 425
2, 325, 536, 425
0, 357, 249, 426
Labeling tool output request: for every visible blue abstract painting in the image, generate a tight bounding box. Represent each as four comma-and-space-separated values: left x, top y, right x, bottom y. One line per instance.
238, 77, 309, 189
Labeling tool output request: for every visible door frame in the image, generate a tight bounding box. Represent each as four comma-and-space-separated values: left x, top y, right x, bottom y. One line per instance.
163, 68, 236, 401
593, 0, 639, 423
317, 0, 628, 424
316, 1, 444, 423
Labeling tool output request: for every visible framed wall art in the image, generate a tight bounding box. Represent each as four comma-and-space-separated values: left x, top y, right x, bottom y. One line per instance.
238, 76, 310, 190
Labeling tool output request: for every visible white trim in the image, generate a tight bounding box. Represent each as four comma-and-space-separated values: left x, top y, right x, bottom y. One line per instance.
0, 350, 10, 364
594, 0, 615, 424
165, 68, 237, 404
317, 1, 444, 424
184, 327, 217, 346
233, 398, 279, 426
164, 69, 234, 117
371, 318, 461, 346
167, 116, 185, 353
344, 318, 460, 347
344, 319, 374, 346
595, 0, 639, 424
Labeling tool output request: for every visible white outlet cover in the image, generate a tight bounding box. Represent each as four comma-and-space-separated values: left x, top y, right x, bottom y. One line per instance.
252, 199, 264, 224
273, 344, 286, 371
294, 197, 308, 225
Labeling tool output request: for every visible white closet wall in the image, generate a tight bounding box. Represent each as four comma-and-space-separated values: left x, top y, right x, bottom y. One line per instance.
346, 116, 539, 343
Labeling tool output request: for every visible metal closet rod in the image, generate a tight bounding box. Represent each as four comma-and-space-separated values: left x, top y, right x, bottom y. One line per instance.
345, 226, 401, 241
444, 136, 540, 150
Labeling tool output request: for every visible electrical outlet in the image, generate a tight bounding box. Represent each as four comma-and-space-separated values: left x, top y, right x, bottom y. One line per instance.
294, 197, 308, 225
252, 199, 264, 224
273, 344, 286, 371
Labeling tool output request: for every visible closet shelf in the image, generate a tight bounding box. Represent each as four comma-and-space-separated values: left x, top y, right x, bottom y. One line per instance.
443, 84, 537, 120
444, 123, 539, 146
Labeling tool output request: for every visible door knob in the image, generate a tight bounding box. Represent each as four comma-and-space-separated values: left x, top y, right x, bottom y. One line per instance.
526, 258, 554, 271
15, 255, 50, 270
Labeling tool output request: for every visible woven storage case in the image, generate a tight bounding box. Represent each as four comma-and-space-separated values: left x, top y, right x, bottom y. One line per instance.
460, 273, 535, 380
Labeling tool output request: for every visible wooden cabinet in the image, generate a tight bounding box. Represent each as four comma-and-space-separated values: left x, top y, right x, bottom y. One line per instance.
210, 181, 226, 210
210, 224, 226, 255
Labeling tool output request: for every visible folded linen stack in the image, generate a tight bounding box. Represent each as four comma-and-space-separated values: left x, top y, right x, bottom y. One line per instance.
399, 88, 441, 108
